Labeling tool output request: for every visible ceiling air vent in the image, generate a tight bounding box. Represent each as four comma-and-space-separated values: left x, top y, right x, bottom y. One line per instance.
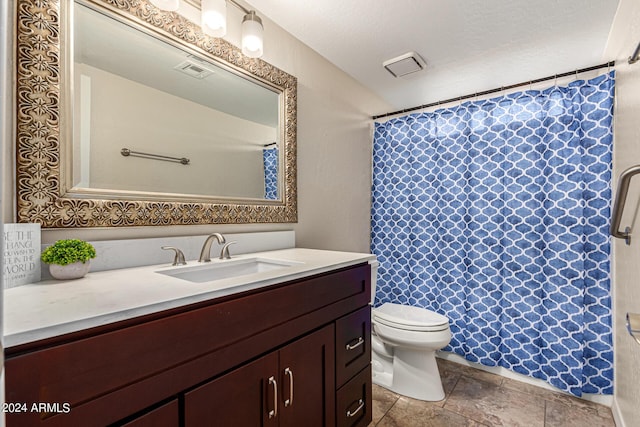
383, 52, 427, 78
174, 59, 214, 79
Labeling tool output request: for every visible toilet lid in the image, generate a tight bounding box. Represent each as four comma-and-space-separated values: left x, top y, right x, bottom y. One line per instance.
373, 303, 449, 331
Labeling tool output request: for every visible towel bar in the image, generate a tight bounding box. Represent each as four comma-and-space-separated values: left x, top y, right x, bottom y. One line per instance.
120, 148, 190, 165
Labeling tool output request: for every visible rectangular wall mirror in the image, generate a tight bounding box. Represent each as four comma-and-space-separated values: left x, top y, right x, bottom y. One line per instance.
15, 0, 297, 227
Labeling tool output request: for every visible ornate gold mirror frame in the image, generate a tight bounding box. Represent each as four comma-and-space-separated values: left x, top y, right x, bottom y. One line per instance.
15, 0, 297, 228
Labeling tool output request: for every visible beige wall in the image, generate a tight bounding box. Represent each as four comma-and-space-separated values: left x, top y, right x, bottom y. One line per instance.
260, 15, 391, 252
605, 0, 640, 425
2, 3, 390, 250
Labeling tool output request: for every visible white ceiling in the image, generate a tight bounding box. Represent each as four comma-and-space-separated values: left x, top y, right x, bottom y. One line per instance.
247, 0, 620, 113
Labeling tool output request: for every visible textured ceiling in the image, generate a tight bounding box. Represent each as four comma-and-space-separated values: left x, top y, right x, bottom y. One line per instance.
247, 0, 620, 114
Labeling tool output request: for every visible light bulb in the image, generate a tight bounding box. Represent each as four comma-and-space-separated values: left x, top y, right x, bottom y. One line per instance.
201, 0, 227, 37
242, 12, 263, 58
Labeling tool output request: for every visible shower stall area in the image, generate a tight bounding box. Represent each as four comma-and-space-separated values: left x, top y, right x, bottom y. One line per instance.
371, 71, 615, 398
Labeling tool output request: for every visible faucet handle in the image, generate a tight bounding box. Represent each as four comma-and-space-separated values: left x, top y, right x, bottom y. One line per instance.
219, 242, 237, 260
161, 246, 187, 266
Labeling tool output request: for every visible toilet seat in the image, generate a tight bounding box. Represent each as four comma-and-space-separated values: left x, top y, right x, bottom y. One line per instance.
373, 303, 449, 332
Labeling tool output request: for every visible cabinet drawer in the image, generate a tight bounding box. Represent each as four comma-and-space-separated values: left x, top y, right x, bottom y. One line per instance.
336, 306, 371, 387
336, 366, 372, 427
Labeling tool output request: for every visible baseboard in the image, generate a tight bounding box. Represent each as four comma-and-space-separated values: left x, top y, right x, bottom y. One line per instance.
436, 351, 614, 407
611, 398, 625, 427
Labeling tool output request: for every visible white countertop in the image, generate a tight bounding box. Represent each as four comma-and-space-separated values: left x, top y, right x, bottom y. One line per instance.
4, 248, 375, 348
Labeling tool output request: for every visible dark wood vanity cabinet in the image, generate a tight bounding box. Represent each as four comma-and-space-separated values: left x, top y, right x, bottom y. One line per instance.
5, 263, 372, 427
185, 325, 335, 426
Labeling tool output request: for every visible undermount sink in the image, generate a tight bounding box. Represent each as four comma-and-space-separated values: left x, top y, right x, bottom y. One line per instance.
156, 257, 303, 283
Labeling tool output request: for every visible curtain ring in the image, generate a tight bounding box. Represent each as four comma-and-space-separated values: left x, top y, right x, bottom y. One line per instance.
554, 74, 558, 86
575, 69, 579, 80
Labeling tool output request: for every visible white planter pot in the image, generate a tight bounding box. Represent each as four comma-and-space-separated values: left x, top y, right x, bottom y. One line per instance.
49, 260, 91, 280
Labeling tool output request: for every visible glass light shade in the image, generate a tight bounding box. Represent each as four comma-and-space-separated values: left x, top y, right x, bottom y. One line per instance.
149, 0, 179, 11
242, 12, 264, 58
202, 0, 227, 37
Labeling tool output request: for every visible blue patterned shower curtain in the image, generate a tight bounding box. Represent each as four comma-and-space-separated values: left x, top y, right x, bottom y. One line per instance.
371, 72, 614, 396
263, 146, 278, 199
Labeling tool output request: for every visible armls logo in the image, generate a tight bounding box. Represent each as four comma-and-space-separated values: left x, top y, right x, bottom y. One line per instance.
32, 403, 71, 414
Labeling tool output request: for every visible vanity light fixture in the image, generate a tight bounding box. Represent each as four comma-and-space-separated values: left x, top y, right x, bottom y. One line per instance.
151, 0, 265, 58
241, 11, 263, 58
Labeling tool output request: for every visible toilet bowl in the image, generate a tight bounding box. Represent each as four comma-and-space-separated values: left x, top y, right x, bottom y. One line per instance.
371, 303, 451, 401
369, 261, 452, 401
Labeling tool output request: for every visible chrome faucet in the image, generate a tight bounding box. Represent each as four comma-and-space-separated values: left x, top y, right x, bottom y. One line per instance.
198, 233, 226, 263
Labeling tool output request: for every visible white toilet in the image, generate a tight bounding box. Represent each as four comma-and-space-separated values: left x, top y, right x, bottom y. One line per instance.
369, 261, 452, 401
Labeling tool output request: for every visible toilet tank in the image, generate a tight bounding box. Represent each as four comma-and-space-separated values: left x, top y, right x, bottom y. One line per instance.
369, 260, 379, 304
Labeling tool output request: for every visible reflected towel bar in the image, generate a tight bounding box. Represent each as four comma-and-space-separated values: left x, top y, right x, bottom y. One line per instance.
121, 148, 190, 165
610, 165, 640, 245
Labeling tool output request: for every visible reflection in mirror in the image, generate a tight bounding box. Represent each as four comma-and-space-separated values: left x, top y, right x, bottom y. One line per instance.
73, 2, 280, 200
15, 0, 297, 227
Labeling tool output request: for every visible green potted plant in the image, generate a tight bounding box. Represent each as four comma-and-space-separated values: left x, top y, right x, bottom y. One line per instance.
41, 239, 97, 280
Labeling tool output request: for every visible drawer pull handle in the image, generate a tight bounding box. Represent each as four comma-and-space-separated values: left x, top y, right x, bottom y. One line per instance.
346, 336, 364, 351
346, 399, 364, 418
284, 367, 294, 407
268, 376, 278, 419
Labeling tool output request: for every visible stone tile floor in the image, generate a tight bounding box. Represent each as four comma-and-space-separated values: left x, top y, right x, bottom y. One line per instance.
369, 358, 616, 426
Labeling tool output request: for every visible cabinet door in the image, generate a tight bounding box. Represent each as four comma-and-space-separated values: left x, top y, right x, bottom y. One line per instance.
184, 352, 279, 426
279, 324, 336, 427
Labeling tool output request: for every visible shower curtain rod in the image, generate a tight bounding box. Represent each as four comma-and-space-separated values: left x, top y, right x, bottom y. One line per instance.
372, 60, 615, 120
